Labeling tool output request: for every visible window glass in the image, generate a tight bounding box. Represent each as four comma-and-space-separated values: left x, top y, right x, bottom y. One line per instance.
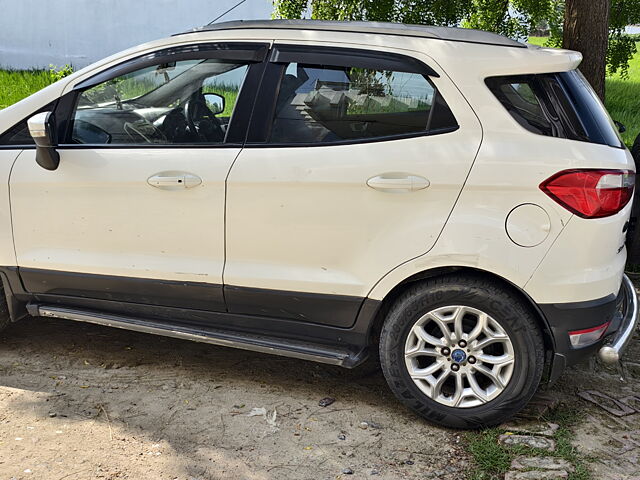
270, 63, 456, 144
0, 102, 56, 146
489, 80, 553, 136
557, 70, 622, 148
0, 122, 34, 146
70, 59, 249, 145
486, 71, 623, 148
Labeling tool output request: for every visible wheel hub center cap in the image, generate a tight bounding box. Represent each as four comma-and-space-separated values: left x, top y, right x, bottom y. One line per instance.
451, 349, 467, 363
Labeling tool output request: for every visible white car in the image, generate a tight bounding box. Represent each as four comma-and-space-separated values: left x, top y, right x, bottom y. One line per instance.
0, 20, 637, 429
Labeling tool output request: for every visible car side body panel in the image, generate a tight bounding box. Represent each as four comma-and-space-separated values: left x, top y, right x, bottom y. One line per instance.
0, 26, 629, 331
10, 147, 240, 290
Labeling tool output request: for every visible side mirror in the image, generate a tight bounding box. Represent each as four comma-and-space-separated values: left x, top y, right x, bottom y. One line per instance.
203, 93, 225, 115
27, 112, 60, 171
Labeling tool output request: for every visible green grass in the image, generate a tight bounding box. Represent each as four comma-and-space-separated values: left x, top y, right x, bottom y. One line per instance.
0, 69, 55, 109
529, 35, 640, 147
464, 406, 592, 480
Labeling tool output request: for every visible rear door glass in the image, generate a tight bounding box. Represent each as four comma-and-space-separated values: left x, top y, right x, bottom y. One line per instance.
270, 64, 443, 143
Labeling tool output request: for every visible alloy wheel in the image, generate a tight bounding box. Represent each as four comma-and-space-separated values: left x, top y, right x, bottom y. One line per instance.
404, 305, 515, 408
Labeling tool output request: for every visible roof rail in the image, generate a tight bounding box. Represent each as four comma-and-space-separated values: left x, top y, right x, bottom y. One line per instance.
175, 19, 526, 48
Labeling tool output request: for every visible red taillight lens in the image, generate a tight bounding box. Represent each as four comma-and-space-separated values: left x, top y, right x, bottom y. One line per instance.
540, 169, 635, 218
568, 321, 610, 348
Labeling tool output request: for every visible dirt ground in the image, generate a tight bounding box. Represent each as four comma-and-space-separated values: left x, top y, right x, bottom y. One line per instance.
0, 310, 638, 480
0, 317, 469, 480
558, 328, 640, 480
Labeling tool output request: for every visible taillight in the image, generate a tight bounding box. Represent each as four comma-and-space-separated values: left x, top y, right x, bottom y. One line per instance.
568, 321, 610, 348
540, 169, 635, 218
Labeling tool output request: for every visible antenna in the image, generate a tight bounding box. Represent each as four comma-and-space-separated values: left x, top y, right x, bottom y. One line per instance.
207, 0, 248, 25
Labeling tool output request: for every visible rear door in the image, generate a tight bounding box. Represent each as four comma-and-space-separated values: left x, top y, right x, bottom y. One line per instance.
224, 43, 482, 326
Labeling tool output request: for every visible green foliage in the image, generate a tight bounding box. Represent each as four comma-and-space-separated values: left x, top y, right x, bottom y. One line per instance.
606, 0, 640, 77
274, 0, 475, 26
546, 0, 640, 79
0, 69, 54, 109
48, 64, 73, 82
272, 0, 308, 19
464, 0, 560, 39
605, 40, 640, 147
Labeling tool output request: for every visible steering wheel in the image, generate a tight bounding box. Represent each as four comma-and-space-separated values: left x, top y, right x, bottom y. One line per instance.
184, 97, 225, 142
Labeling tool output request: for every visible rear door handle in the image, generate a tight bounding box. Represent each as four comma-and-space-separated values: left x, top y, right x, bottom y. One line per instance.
147, 172, 202, 189
367, 174, 430, 192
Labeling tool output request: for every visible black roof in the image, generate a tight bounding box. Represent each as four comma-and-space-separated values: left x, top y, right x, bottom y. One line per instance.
176, 19, 526, 48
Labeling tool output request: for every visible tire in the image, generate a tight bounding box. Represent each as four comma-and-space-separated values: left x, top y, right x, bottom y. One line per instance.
379, 274, 544, 429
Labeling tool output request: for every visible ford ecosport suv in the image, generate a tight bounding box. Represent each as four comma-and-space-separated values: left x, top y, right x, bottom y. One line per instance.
0, 20, 637, 429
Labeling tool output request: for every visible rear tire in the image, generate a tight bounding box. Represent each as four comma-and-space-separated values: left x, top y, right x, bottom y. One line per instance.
379, 274, 544, 429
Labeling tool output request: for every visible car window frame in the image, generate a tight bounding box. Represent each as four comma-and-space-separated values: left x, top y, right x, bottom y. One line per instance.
485, 72, 625, 149
244, 44, 458, 147
54, 42, 270, 149
0, 101, 59, 150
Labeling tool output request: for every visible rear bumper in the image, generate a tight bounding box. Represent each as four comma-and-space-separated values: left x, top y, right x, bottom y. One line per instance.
540, 274, 638, 382
598, 275, 638, 364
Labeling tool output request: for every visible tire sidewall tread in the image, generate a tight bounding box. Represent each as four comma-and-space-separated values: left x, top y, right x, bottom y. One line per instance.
379, 274, 544, 429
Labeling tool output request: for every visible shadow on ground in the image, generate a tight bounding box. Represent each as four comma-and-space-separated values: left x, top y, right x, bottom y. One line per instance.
0, 317, 467, 480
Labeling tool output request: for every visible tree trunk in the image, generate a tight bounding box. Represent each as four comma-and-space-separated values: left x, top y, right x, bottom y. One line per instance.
562, 0, 610, 100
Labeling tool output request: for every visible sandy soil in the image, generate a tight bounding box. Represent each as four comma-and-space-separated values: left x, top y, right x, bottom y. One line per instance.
0, 317, 469, 480
1, 307, 638, 480
560, 329, 640, 480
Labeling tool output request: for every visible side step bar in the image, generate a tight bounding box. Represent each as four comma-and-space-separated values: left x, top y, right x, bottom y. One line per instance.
30, 304, 362, 367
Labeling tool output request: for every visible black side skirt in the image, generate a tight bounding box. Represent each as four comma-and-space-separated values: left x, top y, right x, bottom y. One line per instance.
1, 267, 381, 365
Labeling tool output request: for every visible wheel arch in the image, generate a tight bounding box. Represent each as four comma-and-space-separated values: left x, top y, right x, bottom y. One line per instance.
364, 266, 556, 361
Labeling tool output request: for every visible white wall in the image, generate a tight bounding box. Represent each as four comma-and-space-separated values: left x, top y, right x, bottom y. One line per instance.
0, 0, 274, 70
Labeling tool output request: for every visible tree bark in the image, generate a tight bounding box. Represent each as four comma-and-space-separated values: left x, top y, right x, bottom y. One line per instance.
562, 0, 610, 100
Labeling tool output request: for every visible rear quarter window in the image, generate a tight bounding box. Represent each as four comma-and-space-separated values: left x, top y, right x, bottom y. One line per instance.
486, 71, 623, 148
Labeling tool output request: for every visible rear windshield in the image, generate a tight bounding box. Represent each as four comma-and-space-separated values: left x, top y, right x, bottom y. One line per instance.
486, 70, 623, 148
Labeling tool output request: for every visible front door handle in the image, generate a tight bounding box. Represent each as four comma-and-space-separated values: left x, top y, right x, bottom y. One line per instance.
367, 173, 430, 192
147, 172, 202, 189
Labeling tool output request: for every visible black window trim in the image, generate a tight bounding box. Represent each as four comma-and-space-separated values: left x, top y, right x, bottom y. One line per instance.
485, 73, 625, 150
268, 44, 440, 77
244, 126, 459, 149
245, 43, 459, 148
73, 42, 269, 90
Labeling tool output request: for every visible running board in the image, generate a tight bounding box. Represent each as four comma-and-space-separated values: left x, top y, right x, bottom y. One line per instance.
31, 305, 362, 367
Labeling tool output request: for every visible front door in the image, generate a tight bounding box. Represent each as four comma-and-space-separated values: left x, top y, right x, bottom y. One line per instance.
10, 43, 267, 312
